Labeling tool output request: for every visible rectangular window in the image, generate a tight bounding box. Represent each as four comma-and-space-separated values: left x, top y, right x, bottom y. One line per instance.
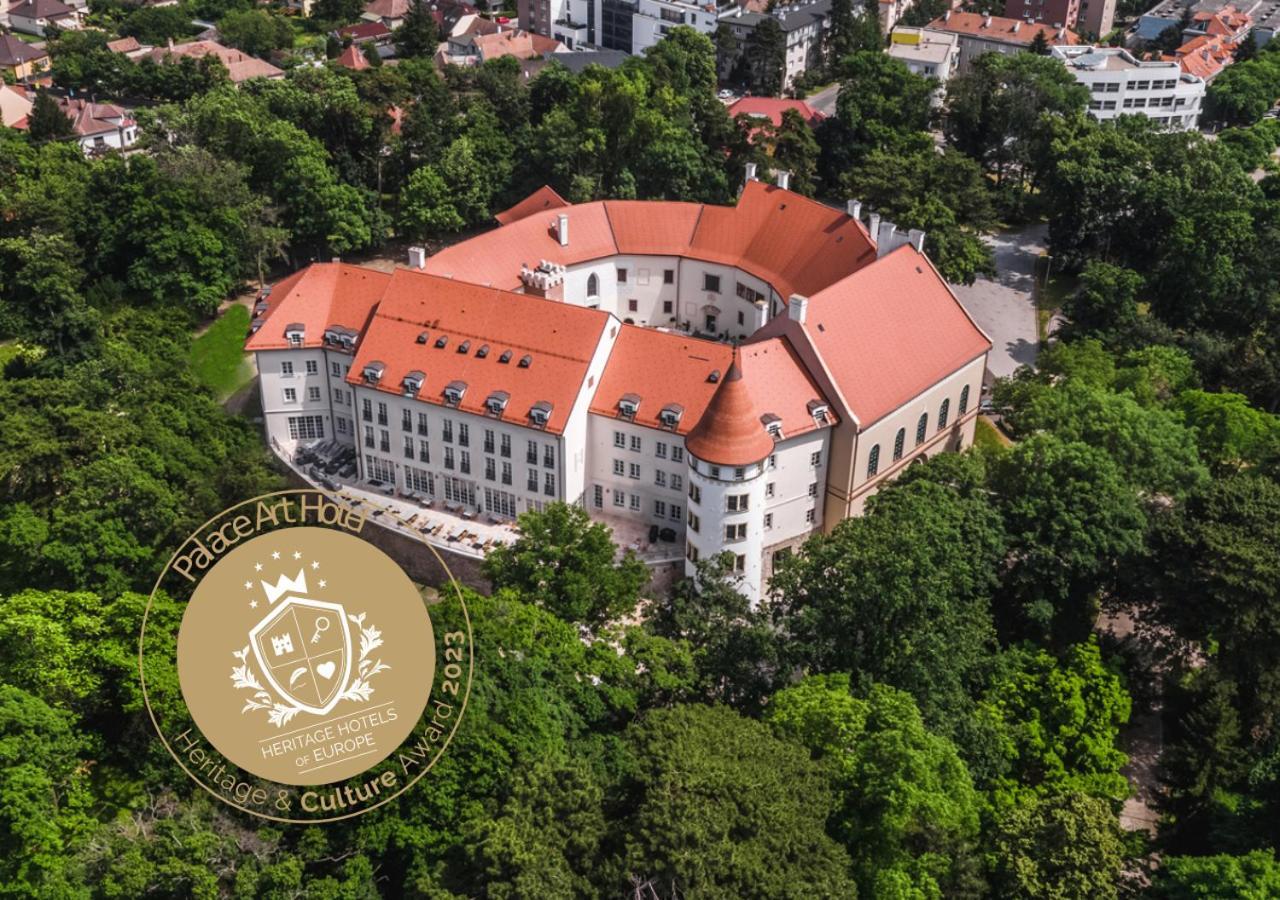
768, 454, 777, 470
365, 455, 395, 483
808, 482, 818, 497
671, 474, 683, 492
307, 386, 321, 401
485, 457, 496, 481
655, 470, 667, 487
483, 487, 518, 518
403, 434, 414, 459
687, 542, 699, 562
689, 483, 701, 504
402, 409, 413, 432
630, 435, 641, 452
379, 430, 390, 452
333, 387, 344, 403
735, 554, 746, 573
444, 446, 455, 470
527, 440, 538, 464
377, 402, 388, 426
419, 439, 430, 463
362, 398, 372, 422
593, 484, 604, 508
331, 362, 342, 377
305, 360, 317, 375
670, 503, 681, 521
764, 512, 773, 529
654, 499, 667, 517
663, 300, 673, 313
725, 523, 747, 542
527, 469, 539, 492
458, 423, 469, 447
629, 463, 641, 479
614, 459, 625, 476
543, 445, 555, 469
406, 467, 433, 495
544, 472, 555, 496
806, 508, 816, 524
283, 387, 297, 403
614, 431, 626, 447
614, 489, 626, 507
501, 461, 512, 485
703, 273, 721, 293
628, 299, 638, 312
442, 475, 476, 507
671, 447, 684, 463
364, 425, 374, 448
688, 511, 700, 532
417, 412, 429, 436
443, 420, 453, 443
281, 361, 294, 376
727, 494, 749, 511
500, 433, 511, 458
655, 441, 667, 459
617, 267, 628, 283
810, 451, 822, 467
664, 269, 674, 284
484, 429, 495, 454
460, 451, 471, 475
766, 482, 775, 498
287, 415, 325, 440
336, 417, 347, 435
629, 493, 640, 511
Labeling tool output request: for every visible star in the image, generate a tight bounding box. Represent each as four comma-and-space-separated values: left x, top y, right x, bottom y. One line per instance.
310, 560, 320, 570
318, 579, 327, 588
254, 563, 263, 572
249, 599, 258, 609
271, 551, 280, 560
243, 581, 253, 590
292, 551, 302, 560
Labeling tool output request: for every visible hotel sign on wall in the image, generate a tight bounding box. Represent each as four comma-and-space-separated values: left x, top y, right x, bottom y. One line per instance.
139, 490, 472, 822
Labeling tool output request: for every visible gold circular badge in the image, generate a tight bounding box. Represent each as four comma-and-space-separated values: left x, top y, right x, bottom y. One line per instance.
140, 490, 472, 822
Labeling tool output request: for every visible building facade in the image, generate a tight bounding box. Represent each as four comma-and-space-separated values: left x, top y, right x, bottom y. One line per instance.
927, 10, 1079, 72
887, 26, 960, 102
1053, 45, 1205, 129
248, 181, 990, 604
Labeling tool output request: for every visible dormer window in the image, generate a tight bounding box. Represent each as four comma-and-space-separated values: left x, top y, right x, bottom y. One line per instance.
285, 323, 305, 346
659, 403, 684, 431
762, 413, 783, 440
707, 369, 720, 384
363, 361, 386, 384
485, 390, 510, 416
476, 344, 489, 358
402, 370, 424, 395
416, 331, 429, 344
253, 301, 268, 318
435, 335, 448, 349
518, 354, 532, 368
457, 340, 471, 354
529, 401, 553, 428
249, 320, 263, 334
618, 393, 641, 420
499, 350, 512, 364
443, 380, 466, 407
807, 400, 830, 424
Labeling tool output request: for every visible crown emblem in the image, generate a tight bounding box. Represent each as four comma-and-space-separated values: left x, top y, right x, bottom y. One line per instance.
260, 569, 307, 605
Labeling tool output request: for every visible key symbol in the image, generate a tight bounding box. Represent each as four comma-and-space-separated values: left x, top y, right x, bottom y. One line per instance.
310, 616, 330, 644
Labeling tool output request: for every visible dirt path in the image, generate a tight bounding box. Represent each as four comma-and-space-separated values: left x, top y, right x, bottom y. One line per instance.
1099, 609, 1164, 836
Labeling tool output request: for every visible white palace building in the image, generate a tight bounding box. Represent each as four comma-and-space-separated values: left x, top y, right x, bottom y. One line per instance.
246, 177, 991, 603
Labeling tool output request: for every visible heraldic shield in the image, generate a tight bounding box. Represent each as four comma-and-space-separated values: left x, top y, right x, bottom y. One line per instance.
249, 595, 353, 716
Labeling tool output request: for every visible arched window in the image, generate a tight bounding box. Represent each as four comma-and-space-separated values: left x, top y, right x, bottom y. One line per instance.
915, 413, 928, 446
938, 398, 950, 431
867, 444, 880, 478
958, 384, 970, 415
586, 273, 599, 298
893, 428, 905, 461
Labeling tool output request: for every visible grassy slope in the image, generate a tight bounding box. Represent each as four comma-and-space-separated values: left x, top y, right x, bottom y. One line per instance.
191, 304, 254, 401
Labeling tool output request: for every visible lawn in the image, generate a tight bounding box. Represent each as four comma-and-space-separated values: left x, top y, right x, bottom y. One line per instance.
974, 416, 1012, 453
191, 304, 255, 401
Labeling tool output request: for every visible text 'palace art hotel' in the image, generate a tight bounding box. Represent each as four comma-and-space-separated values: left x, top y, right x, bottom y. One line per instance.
247, 174, 992, 603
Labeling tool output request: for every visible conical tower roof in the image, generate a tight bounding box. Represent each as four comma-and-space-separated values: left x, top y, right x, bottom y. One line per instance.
684, 350, 774, 467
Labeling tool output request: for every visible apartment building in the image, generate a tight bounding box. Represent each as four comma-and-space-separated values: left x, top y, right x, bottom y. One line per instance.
1053, 45, 1205, 129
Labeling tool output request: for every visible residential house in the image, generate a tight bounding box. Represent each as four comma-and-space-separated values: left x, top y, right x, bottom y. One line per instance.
1077, 0, 1115, 38
5, 0, 82, 35
11, 95, 137, 153
718, 0, 834, 88
441, 26, 564, 63
727, 96, 825, 141
1002, 0, 1080, 31
887, 26, 959, 102
147, 39, 285, 83
1053, 45, 1205, 128
0, 82, 31, 126
926, 10, 1079, 72
105, 35, 153, 59
335, 42, 371, 69
335, 20, 393, 45
0, 32, 49, 79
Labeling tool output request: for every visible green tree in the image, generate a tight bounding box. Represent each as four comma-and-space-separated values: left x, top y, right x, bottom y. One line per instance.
394, 0, 440, 59
987, 791, 1127, 899
770, 107, 820, 195
1062, 260, 1144, 340
770, 464, 1005, 726
27, 93, 73, 143
1207, 42, 1280, 125
745, 17, 786, 97
482, 502, 648, 626
120, 5, 195, 44
1154, 851, 1280, 898
399, 164, 463, 236
1175, 390, 1280, 473
217, 9, 294, 59
769, 678, 984, 897
613, 704, 856, 897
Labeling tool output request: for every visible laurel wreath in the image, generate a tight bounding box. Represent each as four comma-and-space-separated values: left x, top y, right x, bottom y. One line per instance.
231, 612, 389, 728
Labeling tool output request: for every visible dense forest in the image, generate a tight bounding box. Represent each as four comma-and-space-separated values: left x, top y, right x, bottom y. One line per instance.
3, 20, 1280, 898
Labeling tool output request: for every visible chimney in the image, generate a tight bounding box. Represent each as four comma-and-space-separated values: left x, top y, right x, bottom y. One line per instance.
944, 8, 950, 19
983, 14, 992, 26
775, 169, 791, 190
1013, 20, 1020, 31
556, 212, 569, 246
788, 294, 808, 323
847, 198, 862, 219
908, 228, 926, 252
868, 211, 881, 242
744, 161, 758, 182
407, 246, 427, 269
168, 37, 175, 49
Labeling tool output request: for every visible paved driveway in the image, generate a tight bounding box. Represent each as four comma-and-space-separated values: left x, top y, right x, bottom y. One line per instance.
807, 83, 840, 117
949, 224, 1046, 380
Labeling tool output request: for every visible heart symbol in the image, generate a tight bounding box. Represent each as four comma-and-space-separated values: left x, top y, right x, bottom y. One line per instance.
316, 661, 336, 680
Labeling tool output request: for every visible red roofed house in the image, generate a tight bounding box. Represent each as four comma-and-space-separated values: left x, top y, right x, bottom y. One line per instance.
0, 33, 49, 80
927, 10, 1079, 72
11, 96, 137, 154
247, 178, 990, 602
335, 43, 371, 70
149, 39, 284, 84
4, 0, 83, 36
727, 96, 825, 139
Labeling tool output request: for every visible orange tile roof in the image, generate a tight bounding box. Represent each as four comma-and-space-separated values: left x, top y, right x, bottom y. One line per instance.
927, 11, 1078, 45
345, 268, 611, 435
150, 40, 284, 83
493, 184, 569, 225
589, 325, 732, 435
783, 245, 990, 425
738, 336, 837, 438
245, 263, 389, 352
336, 43, 370, 70
727, 96, 825, 129
427, 181, 876, 302
685, 352, 776, 466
